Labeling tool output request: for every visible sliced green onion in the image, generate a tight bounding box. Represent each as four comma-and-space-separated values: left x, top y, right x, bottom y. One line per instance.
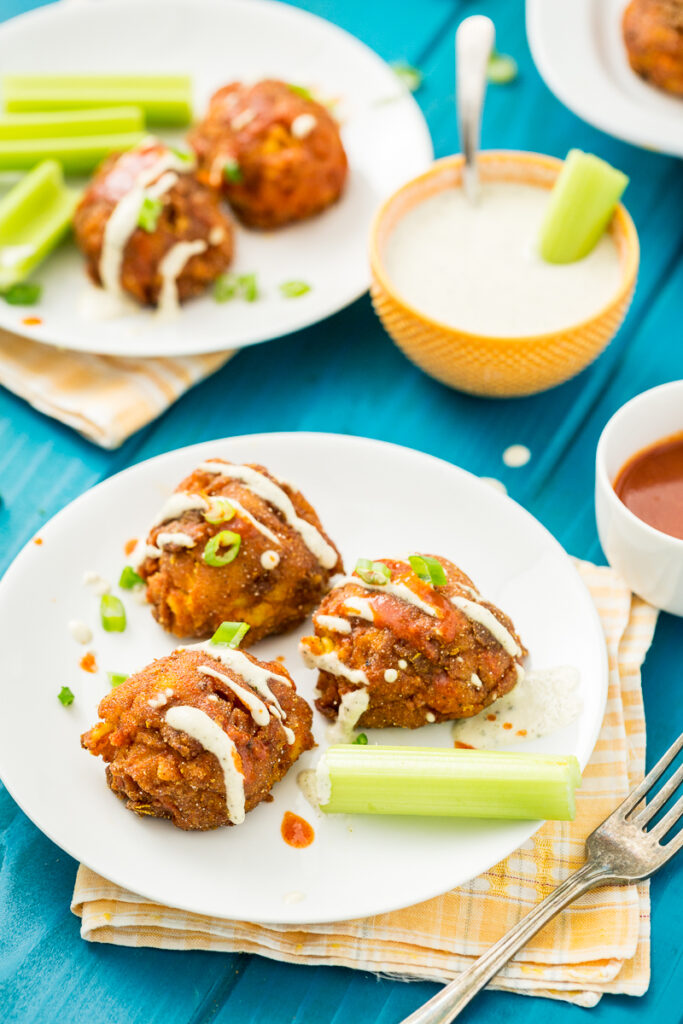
203, 530, 241, 567
409, 554, 447, 587
1, 74, 193, 127
287, 83, 315, 102
487, 52, 518, 84
0, 132, 146, 174
118, 565, 144, 589
2, 282, 41, 305
391, 61, 423, 93
214, 272, 238, 303
108, 672, 128, 688
238, 273, 259, 302
137, 195, 163, 233
169, 146, 194, 164
355, 558, 391, 586
100, 593, 126, 632
223, 157, 243, 184
280, 280, 310, 298
318, 746, 580, 820
0, 106, 144, 139
58, 686, 74, 707
211, 620, 250, 648
203, 496, 235, 525
353, 733, 368, 745
538, 149, 629, 264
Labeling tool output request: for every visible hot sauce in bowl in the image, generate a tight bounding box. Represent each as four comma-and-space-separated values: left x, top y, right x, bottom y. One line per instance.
614, 431, 683, 540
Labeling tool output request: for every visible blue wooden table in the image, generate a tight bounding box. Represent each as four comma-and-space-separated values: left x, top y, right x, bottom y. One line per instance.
1, 1, 682, 1021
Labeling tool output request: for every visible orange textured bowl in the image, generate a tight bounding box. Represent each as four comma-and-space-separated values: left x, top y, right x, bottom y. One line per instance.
369, 151, 639, 398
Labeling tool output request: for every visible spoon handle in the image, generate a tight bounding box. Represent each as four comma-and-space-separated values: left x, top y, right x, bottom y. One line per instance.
455, 15, 495, 204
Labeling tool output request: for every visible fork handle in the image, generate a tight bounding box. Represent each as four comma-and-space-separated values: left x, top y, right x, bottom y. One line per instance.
399, 862, 608, 1024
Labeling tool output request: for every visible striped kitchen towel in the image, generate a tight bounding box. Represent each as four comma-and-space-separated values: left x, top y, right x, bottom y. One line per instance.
0, 327, 232, 448
71, 560, 659, 1006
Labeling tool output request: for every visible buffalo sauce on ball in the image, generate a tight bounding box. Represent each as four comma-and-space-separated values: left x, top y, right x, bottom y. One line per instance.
614, 431, 683, 540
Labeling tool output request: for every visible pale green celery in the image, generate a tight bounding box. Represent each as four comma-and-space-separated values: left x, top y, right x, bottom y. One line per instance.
318, 745, 580, 820
0, 159, 81, 288
0, 106, 144, 139
539, 149, 629, 264
2, 75, 193, 126
0, 131, 146, 174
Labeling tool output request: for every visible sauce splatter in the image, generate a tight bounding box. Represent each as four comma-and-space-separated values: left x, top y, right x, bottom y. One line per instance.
33, 537, 43, 545
22, 316, 42, 326
486, 713, 497, 722
516, 729, 527, 737
454, 740, 475, 749
503, 721, 513, 730
281, 811, 315, 848
80, 651, 97, 673
124, 538, 138, 556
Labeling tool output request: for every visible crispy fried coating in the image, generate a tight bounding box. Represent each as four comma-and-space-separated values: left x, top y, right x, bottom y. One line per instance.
81, 647, 314, 830
623, 0, 683, 95
73, 141, 234, 306
301, 555, 527, 729
189, 79, 348, 228
138, 460, 343, 642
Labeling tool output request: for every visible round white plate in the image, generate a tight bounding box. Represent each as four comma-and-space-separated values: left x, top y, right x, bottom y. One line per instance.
0, 434, 607, 924
527, 0, 683, 158
0, 0, 432, 357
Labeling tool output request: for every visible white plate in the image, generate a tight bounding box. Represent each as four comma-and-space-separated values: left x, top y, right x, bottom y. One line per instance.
0, 433, 607, 924
0, 0, 432, 357
527, 0, 683, 158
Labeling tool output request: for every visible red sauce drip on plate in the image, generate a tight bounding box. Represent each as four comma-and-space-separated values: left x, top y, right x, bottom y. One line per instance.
614, 431, 683, 541
22, 316, 42, 326
281, 811, 315, 848
33, 537, 43, 545
80, 652, 97, 673
124, 538, 138, 556
454, 740, 475, 749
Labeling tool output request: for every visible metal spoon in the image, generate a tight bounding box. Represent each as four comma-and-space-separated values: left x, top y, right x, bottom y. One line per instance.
455, 15, 495, 204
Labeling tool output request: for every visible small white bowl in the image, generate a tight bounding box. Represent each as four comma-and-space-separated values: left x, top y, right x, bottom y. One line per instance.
596, 380, 683, 616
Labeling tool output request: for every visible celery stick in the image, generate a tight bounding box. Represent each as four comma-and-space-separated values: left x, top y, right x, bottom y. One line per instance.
0, 131, 146, 174
0, 159, 80, 288
317, 746, 580, 820
539, 149, 629, 264
2, 74, 193, 127
0, 106, 144, 139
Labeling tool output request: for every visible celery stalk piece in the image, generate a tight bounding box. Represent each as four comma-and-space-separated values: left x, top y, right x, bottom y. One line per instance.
0, 159, 81, 288
317, 746, 580, 820
0, 131, 146, 174
2, 75, 193, 127
539, 149, 629, 264
0, 106, 144, 139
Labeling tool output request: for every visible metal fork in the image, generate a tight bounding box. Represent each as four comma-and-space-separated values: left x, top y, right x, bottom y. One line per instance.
401, 731, 683, 1024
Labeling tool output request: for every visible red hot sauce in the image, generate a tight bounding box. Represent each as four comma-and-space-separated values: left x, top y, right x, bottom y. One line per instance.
281, 811, 315, 848
614, 431, 683, 541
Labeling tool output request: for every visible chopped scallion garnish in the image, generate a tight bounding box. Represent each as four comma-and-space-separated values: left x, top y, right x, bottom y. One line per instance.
287, 83, 315, 102
204, 497, 235, 525
280, 280, 310, 298
355, 558, 391, 585
137, 195, 163, 232
353, 733, 368, 745
58, 685, 74, 706
119, 565, 144, 589
108, 672, 128, 688
223, 157, 243, 184
100, 593, 126, 632
203, 530, 241, 567
487, 52, 518, 85
213, 271, 260, 303
238, 272, 259, 302
211, 620, 250, 648
391, 61, 423, 93
170, 146, 194, 163
2, 281, 41, 305
409, 554, 447, 587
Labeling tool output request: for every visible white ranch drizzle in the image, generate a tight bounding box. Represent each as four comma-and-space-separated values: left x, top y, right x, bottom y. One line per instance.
157, 239, 208, 319
341, 595, 375, 622
299, 644, 369, 687
165, 705, 245, 824
471, 672, 484, 689
155, 530, 196, 549
99, 149, 189, 298
260, 550, 280, 570
68, 620, 92, 645
315, 614, 352, 634
384, 668, 398, 682
151, 491, 208, 527
449, 595, 521, 657
82, 570, 110, 595
183, 641, 295, 743
333, 575, 437, 617
326, 688, 370, 744
227, 498, 281, 545
198, 664, 270, 727
425, 711, 436, 723
197, 462, 337, 568
291, 113, 316, 138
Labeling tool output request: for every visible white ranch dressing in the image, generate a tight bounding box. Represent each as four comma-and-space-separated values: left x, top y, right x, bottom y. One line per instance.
384, 183, 622, 337
341, 595, 375, 622
151, 491, 208, 527
165, 704, 245, 824
291, 113, 316, 138
198, 664, 270, 727
68, 620, 92, 645
326, 688, 370, 744
82, 570, 110, 595
449, 595, 521, 658
99, 149, 189, 298
197, 463, 337, 568
157, 239, 208, 319
260, 549, 280, 570
299, 645, 369, 687
227, 498, 281, 545
451, 665, 582, 747
155, 530, 196, 549
333, 576, 437, 617
315, 614, 352, 634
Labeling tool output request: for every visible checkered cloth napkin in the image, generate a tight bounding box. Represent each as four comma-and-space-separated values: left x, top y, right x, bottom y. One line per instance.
71, 560, 658, 1006
0, 326, 232, 448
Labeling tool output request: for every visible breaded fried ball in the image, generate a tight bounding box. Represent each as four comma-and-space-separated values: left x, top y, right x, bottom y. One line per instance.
189, 79, 348, 228
136, 459, 343, 641
300, 554, 527, 730
81, 642, 314, 830
623, 0, 683, 95
73, 139, 234, 306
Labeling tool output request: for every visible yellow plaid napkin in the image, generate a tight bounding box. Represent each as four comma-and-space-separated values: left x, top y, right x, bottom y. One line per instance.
71, 560, 658, 1007
0, 326, 232, 448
